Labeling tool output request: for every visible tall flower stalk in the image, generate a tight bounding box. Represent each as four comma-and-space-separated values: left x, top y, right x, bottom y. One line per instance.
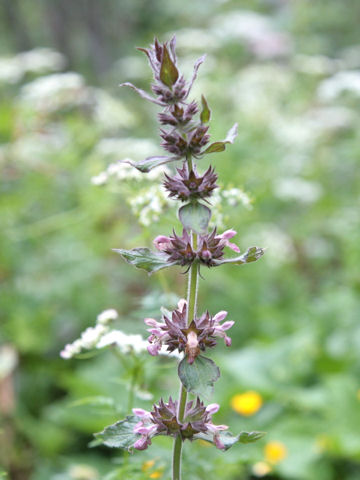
94, 37, 266, 479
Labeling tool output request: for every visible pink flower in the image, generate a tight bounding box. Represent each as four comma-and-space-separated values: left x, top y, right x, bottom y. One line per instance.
217, 230, 240, 253
153, 235, 172, 251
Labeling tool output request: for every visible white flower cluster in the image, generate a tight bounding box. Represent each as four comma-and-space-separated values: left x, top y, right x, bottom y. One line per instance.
0, 48, 66, 84
97, 330, 181, 358
60, 309, 119, 359
128, 184, 170, 226
317, 71, 360, 101
91, 160, 142, 185
91, 160, 168, 186
243, 222, 295, 266
19, 72, 88, 113
210, 10, 292, 59
210, 187, 252, 228
60, 308, 180, 359
273, 177, 323, 204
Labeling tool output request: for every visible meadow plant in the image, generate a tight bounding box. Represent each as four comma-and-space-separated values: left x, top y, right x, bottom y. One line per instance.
84, 37, 265, 479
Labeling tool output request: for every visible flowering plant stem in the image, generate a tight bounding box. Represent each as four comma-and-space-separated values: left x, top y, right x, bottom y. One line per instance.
173, 227, 198, 480
90, 36, 266, 476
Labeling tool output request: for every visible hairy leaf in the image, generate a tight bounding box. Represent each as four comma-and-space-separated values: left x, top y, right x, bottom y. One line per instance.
214, 246, 265, 266
125, 155, 180, 173
194, 430, 266, 450
160, 45, 179, 87
203, 123, 238, 155
178, 355, 220, 400
200, 95, 211, 123
119, 82, 165, 105
113, 247, 176, 274
94, 415, 139, 450
186, 55, 206, 97
178, 202, 211, 234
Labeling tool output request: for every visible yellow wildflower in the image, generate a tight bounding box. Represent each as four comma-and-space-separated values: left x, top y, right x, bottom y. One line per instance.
264, 441, 287, 465
230, 391, 263, 416
252, 461, 272, 477
142, 460, 155, 472
149, 471, 163, 479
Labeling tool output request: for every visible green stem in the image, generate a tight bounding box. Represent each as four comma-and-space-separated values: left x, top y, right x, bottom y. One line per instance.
172, 231, 198, 480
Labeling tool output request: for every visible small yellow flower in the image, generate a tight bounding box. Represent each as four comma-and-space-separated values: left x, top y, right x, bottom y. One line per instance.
231, 391, 263, 416
264, 441, 287, 465
142, 460, 155, 472
252, 461, 272, 477
356, 389, 360, 401
149, 471, 163, 479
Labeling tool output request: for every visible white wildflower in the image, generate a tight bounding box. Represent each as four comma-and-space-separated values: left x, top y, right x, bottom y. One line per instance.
222, 188, 252, 209
19, 72, 88, 112
210, 10, 292, 59
0, 48, 65, 84
91, 88, 135, 131
317, 70, 360, 101
293, 54, 341, 76
128, 185, 170, 226
96, 330, 147, 354
16, 48, 66, 74
91, 171, 108, 186
80, 324, 107, 349
97, 308, 119, 325
97, 329, 181, 359
273, 177, 323, 204
243, 223, 296, 266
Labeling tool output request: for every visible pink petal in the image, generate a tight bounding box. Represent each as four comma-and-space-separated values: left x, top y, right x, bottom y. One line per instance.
134, 436, 151, 450
144, 318, 158, 327
132, 408, 150, 418
220, 229, 237, 240
147, 344, 161, 356
220, 321, 235, 331
213, 311, 228, 322
206, 403, 220, 414
153, 235, 171, 251
226, 241, 240, 253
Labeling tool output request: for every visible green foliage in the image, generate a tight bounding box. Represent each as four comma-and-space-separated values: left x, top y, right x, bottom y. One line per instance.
94, 415, 140, 450
178, 356, 220, 400
178, 202, 212, 234
113, 247, 176, 274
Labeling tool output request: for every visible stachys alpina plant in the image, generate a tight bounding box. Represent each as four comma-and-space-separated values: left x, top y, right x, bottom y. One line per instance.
94, 37, 266, 479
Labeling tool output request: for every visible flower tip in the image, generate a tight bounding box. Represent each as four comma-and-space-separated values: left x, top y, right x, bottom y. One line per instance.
206, 403, 220, 414
147, 344, 160, 356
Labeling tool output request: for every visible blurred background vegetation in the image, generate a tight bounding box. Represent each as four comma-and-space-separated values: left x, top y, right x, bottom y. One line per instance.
1, 0, 360, 479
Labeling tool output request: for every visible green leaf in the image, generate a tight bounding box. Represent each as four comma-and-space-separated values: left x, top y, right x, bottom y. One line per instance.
160, 45, 179, 87
113, 247, 176, 274
178, 355, 220, 400
94, 415, 140, 450
200, 95, 211, 123
194, 430, 266, 451
214, 246, 265, 266
204, 142, 226, 154
203, 123, 238, 155
126, 155, 179, 173
178, 202, 211, 234
238, 431, 267, 444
